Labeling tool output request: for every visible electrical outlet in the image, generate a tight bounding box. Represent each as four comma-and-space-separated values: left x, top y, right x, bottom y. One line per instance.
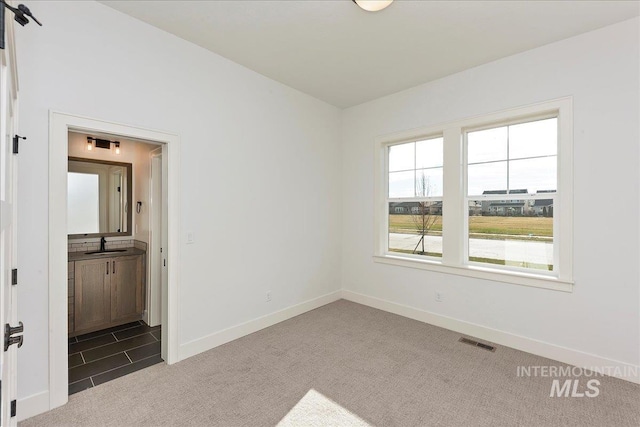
435, 291, 444, 302
266, 291, 272, 302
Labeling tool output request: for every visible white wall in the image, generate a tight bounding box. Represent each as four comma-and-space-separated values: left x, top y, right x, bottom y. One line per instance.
341, 18, 640, 369
68, 132, 157, 243
15, 1, 342, 402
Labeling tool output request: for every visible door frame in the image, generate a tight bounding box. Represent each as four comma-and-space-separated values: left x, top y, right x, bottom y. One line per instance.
48, 112, 180, 410
145, 147, 163, 327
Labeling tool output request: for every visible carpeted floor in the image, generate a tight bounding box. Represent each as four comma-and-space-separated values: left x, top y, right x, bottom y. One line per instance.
20, 300, 640, 426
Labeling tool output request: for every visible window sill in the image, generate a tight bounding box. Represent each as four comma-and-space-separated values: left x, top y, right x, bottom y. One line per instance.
373, 254, 573, 292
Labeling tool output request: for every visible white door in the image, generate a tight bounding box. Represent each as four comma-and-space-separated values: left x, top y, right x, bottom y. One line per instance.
159, 145, 168, 361
147, 149, 162, 327
0, 10, 20, 427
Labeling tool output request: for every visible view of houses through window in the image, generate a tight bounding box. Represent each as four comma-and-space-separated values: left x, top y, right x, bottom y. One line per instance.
387, 136, 443, 257
466, 118, 557, 271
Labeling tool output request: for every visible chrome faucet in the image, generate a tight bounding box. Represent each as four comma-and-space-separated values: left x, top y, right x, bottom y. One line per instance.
100, 236, 106, 252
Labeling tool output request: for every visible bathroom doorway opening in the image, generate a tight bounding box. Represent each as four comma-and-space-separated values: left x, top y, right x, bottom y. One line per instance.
49, 112, 180, 410
66, 132, 166, 394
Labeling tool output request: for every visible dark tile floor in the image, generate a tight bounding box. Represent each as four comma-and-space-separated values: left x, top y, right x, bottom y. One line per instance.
68, 321, 163, 395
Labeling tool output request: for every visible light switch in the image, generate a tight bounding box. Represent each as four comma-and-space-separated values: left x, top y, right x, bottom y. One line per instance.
186, 231, 195, 244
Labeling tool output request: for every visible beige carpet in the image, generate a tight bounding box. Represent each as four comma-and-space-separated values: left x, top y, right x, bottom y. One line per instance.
20, 300, 640, 426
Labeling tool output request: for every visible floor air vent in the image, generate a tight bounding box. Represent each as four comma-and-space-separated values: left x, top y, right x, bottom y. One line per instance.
459, 337, 496, 352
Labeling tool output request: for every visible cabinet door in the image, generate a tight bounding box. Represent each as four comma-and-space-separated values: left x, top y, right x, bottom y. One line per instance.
75, 258, 111, 333
111, 255, 144, 323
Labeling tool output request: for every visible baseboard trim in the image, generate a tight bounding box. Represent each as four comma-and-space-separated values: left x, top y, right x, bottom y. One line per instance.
179, 290, 342, 361
341, 290, 640, 384
17, 390, 50, 422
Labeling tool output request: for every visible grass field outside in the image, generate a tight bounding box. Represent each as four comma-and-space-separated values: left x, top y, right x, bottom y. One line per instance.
388, 215, 552, 241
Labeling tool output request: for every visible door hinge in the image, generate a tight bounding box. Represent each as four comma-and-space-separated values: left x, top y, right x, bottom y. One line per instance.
10, 399, 16, 417
1, 2, 42, 29
12, 135, 26, 154
11, 268, 17, 286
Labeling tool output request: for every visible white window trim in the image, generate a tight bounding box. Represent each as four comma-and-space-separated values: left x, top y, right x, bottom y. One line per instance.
373, 97, 573, 292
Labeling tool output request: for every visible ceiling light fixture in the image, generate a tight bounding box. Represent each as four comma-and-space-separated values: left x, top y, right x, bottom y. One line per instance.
352, 0, 394, 12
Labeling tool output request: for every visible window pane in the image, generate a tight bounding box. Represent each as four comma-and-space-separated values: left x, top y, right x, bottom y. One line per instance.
509, 156, 557, 193
68, 172, 100, 234
509, 118, 557, 160
468, 126, 507, 164
389, 142, 414, 172
389, 170, 414, 198
389, 202, 442, 257
415, 168, 443, 197
467, 161, 507, 196
468, 201, 553, 271
416, 137, 443, 168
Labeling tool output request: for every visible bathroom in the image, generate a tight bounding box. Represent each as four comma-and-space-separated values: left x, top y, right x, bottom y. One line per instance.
66, 131, 164, 394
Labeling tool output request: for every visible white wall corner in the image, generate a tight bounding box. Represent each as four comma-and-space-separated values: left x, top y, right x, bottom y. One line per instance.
341, 290, 640, 384
178, 291, 343, 361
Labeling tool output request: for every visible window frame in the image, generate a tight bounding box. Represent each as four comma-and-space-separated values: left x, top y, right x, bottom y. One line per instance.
463, 115, 559, 276
386, 136, 444, 260
373, 98, 573, 292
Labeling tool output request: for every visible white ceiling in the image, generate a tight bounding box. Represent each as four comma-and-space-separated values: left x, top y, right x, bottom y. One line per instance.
100, 0, 640, 108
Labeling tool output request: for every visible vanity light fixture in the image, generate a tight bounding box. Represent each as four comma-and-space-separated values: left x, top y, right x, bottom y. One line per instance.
352, 0, 393, 12
86, 136, 122, 154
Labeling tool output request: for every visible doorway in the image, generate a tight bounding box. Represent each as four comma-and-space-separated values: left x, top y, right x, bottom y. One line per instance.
66, 133, 165, 394
49, 113, 180, 410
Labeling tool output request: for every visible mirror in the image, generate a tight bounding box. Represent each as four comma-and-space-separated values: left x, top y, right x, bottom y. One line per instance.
68, 157, 132, 237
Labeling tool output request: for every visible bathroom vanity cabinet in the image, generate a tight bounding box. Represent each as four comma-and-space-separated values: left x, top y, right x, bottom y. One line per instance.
69, 249, 146, 336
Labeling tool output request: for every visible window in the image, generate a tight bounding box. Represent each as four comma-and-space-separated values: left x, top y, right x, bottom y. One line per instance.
387, 137, 443, 258
374, 98, 573, 291
466, 118, 557, 272
67, 172, 100, 234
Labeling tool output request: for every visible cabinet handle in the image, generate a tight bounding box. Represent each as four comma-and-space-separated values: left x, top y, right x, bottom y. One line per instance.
106, 262, 109, 275
113, 260, 115, 274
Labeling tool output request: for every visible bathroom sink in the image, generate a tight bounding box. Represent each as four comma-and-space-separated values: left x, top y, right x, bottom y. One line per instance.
84, 249, 128, 255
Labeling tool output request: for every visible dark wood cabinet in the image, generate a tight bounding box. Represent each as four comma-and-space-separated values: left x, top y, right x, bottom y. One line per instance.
74, 258, 111, 333
73, 254, 145, 336
111, 255, 144, 324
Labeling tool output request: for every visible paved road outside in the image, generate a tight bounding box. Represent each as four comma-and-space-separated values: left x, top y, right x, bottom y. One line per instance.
389, 233, 553, 266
